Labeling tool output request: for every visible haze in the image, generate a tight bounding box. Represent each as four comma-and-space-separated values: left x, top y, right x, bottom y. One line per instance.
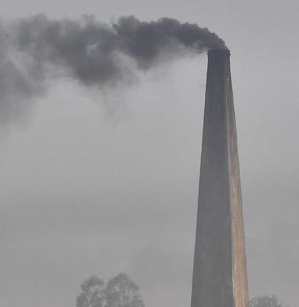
0, 1, 298, 307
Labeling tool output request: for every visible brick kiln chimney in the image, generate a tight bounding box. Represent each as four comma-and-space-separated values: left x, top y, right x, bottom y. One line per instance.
191, 50, 249, 307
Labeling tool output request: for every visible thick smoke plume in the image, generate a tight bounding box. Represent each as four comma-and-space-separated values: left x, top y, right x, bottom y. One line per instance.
0, 15, 226, 126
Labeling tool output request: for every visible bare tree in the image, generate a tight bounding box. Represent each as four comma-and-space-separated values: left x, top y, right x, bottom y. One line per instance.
77, 273, 144, 307
77, 276, 105, 307
105, 273, 144, 307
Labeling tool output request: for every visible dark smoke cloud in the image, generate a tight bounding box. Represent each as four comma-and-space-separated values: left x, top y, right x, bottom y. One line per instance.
0, 15, 226, 126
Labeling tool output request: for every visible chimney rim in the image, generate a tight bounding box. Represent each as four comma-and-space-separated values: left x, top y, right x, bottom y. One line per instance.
208, 49, 231, 57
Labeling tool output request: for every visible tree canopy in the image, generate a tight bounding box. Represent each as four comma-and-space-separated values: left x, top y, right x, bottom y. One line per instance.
249, 295, 287, 307
77, 273, 144, 307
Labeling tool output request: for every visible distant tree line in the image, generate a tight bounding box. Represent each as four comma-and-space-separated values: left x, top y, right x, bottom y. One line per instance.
77, 273, 288, 307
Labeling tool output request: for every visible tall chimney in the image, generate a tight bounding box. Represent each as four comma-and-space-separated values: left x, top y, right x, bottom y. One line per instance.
191, 50, 249, 307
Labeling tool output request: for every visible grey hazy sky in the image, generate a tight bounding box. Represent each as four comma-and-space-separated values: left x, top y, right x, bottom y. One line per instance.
0, 1, 299, 307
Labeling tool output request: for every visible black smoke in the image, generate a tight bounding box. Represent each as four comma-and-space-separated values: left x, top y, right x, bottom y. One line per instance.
0, 15, 227, 125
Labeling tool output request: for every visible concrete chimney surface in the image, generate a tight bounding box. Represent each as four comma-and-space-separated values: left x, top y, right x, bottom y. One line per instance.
191, 50, 248, 307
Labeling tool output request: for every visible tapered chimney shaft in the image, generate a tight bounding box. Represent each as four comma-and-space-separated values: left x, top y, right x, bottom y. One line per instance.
191, 50, 248, 307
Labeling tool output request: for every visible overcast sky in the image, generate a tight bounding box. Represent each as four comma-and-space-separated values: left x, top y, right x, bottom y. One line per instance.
0, 1, 298, 307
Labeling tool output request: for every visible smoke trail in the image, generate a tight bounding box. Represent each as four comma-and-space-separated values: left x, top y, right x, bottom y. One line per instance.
0, 15, 227, 126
